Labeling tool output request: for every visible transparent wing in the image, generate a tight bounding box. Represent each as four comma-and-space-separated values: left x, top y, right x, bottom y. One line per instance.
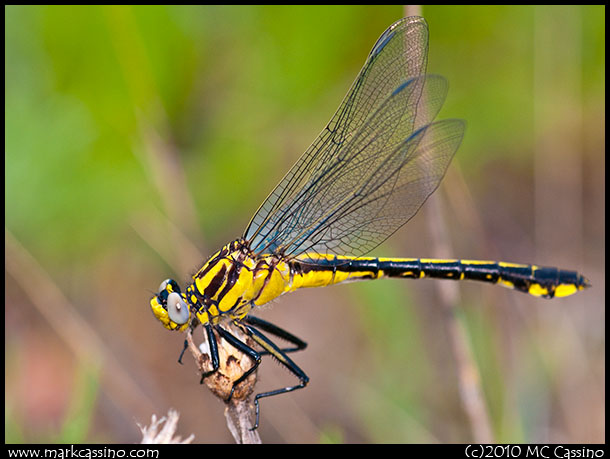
245, 17, 429, 246
244, 17, 465, 259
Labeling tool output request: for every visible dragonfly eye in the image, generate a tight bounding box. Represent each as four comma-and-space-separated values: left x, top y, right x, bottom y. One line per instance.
166, 292, 190, 325
158, 278, 180, 296
158, 279, 170, 295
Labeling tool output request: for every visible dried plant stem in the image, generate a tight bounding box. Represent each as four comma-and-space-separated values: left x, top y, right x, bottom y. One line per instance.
224, 399, 261, 444
426, 194, 495, 443
401, 4, 494, 442
186, 330, 261, 444
404, 4, 422, 18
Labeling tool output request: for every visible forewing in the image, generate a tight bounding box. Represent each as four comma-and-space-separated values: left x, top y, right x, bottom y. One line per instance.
245, 17, 430, 252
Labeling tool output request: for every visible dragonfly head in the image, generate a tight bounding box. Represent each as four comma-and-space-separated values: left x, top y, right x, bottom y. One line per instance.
150, 278, 191, 331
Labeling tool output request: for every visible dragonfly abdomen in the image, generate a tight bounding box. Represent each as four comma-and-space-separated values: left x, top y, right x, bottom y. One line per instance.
292, 256, 589, 299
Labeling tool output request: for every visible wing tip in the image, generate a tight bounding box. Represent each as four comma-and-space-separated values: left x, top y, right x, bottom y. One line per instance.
370, 16, 429, 58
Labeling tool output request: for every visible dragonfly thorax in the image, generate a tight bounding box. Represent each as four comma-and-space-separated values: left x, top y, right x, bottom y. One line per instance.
150, 239, 296, 332
186, 239, 292, 325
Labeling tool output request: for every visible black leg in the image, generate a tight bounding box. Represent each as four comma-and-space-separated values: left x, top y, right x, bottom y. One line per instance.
199, 322, 220, 383
178, 338, 188, 365
195, 319, 309, 430
213, 324, 262, 402
244, 315, 308, 355
178, 319, 200, 364
236, 321, 309, 430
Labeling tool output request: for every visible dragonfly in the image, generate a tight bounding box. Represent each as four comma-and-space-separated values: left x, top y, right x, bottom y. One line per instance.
150, 16, 590, 429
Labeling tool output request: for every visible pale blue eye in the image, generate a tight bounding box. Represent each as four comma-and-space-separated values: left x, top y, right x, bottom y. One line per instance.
158, 279, 171, 295
167, 292, 189, 325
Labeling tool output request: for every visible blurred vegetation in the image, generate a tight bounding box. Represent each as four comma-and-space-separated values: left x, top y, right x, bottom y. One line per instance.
5, 5, 604, 443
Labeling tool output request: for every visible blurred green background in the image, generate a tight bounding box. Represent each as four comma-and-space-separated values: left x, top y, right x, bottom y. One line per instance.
5, 5, 604, 444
